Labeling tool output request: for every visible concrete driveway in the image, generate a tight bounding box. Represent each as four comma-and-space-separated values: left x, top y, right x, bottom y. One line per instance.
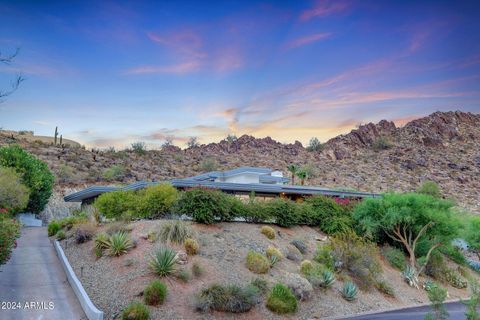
0, 227, 86, 320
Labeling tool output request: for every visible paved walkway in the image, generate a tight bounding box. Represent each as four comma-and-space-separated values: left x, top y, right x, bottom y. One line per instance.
0, 227, 86, 320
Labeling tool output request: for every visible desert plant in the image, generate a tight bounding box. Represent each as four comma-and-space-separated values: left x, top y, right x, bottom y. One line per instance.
425, 283, 449, 320
463, 278, 480, 320
304, 195, 353, 234
102, 165, 126, 181
291, 239, 307, 254
159, 220, 192, 244
306, 137, 324, 152
74, 223, 96, 244
94, 232, 110, 251
251, 278, 269, 294
195, 283, 260, 313
372, 136, 392, 151
466, 216, 480, 261
342, 281, 358, 301
131, 142, 146, 154
94, 191, 136, 220
0, 145, 54, 213
144, 280, 167, 306
121, 301, 149, 320
375, 279, 395, 297
267, 198, 299, 227
0, 167, 30, 213
176, 269, 191, 283
266, 283, 298, 314
266, 246, 283, 261
47, 220, 61, 236
319, 269, 336, 288
314, 244, 335, 271
192, 262, 204, 278
260, 226, 275, 239
149, 247, 177, 277
287, 164, 298, 185
417, 181, 442, 198
300, 260, 313, 275
246, 251, 270, 274
199, 158, 217, 172
56, 230, 66, 240
444, 268, 468, 289
106, 232, 133, 256
0, 214, 21, 265
136, 184, 178, 218
184, 238, 199, 255
382, 246, 406, 271
402, 265, 419, 288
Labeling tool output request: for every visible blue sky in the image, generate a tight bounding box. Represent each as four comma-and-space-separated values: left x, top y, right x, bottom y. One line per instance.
1, 0, 479, 148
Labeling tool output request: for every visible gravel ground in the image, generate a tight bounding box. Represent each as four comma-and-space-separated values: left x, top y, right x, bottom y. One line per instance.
61, 220, 477, 320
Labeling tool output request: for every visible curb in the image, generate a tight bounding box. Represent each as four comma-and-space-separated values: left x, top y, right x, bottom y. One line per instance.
54, 240, 104, 320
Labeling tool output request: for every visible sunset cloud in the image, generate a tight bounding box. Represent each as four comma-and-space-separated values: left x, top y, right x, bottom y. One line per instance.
285, 32, 332, 49
125, 61, 201, 75
300, 0, 350, 21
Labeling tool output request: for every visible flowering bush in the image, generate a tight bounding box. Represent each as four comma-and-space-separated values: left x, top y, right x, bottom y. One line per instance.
0, 208, 21, 265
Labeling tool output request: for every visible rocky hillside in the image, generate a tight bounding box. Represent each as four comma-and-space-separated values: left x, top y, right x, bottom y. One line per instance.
1, 111, 479, 213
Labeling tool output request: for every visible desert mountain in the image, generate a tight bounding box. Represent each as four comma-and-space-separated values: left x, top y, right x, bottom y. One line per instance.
1, 111, 479, 213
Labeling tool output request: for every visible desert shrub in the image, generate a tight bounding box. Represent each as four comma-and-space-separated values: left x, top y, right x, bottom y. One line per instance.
47, 220, 61, 236
305, 267, 336, 288
94, 232, 109, 257
251, 278, 269, 294
425, 284, 449, 320
266, 283, 298, 314
192, 262, 204, 278
246, 251, 270, 274
440, 243, 467, 265
464, 278, 480, 320
266, 246, 283, 261
300, 260, 313, 275
106, 221, 133, 235
121, 301, 149, 320
144, 280, 167, 306
306, 137, 324, 152
466, 216, 480, 262
290, 239, 307, 254
195, 283, 260, 313
444, 268, 468, 289
159, 220, 192, 244
304, 196, 353, 234
149, 247, 177, 277
375, 279, 395, 297
74, 223, 96, 244
372, 136, 392, 151
94, 191, 136, 220
0, 145, 54, 213
314, 245, 335, 271
260, 226, 275, 239
382, 246, 406, 270
0, 167, 30, 213
244, 200, 273, 223
59, 215, 87, 230
267, 198, 299, 227
106, 232, 133, 256
136, 184, 178, 218
0, 214, 21, 264
184, 238, 199, 255
56, 230, 66, 240
417, 181, 442, 198
103, 165, 126, 182
327, 231, 382, 290
131, 142, 147, 155
174, 188, 232, 224
199, 158, 217, 172
176, 269, 191, 283
342, 281, 358, 301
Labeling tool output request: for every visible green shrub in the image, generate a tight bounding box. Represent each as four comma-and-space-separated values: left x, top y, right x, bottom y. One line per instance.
0, 145, 54, 213
56, 230, 66, 240
102, 165, 126, 181
314, 245, 335, 271
304, 196, 353, 234
136, 184, 178, 218
266, 246, 283, 261
121, 301, 149, 320
174, 188, 233, 224
417, 181, 441, 198
260, 226, 275, 239
244, 200, 273, 223
192, 262, 204, 278
267, 198, 299, 227
195, 283, 260, 313
246, 251, 270, 274
184, 238, 199, 255
48, 220, 61, 236
306, 267, 336, 288
149, 247, 177, 277
425, 284, 448, 320
176, 269, 191, 283
0, 167, 30, 213
144, 280, 167, 306
94, 232, 109, 257
266, 283, 298, 314
372, 136, 392, 151
106, 232, 133, 256
375, 279, 395, 297
159, 220, 192, 244
300, 260, 313, 275
440, 244, 466, 265
131, 142, 147, 155
94, 191, 136, 220
251, 278, 268, 294
0, 215, 21, 264
59, 215, 87, 230
199, 158, 217, 172
382, 246, 406, 270
342, 281, 358, 301
444, 268, 468, 289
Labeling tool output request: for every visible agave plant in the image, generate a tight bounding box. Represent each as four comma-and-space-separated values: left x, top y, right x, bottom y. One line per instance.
341, 281, 358, 301
269, 255, 279, 267
402, 265, 419, 289
150, 247, 177, 277
320, 270, 336, 288
106, 231, 133, 256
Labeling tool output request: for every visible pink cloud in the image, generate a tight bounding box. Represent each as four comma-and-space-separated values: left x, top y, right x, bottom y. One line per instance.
147, 30, 205, 58
285, 32, 332, 49
212, 48, 244, 72
300, 0, 350, 21
125, 60, 201, 75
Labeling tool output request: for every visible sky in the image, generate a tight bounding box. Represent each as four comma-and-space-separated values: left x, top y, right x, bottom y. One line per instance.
1, 0, 480, 149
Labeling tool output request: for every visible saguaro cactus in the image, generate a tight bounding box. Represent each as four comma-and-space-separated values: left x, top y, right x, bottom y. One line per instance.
60, 135, 63, 145
54, 126, 58, 145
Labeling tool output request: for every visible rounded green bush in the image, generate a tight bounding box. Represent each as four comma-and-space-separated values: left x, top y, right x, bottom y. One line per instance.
246, 251, 270, 274
144, 280, 167, 306
47, 221, 61, 237
137, 184, 178, 218
0, 216, 21, 265
266, 283, 298, 314
121, 301, 150, 320
260, 226, 275, 239
0, 167, 30, 213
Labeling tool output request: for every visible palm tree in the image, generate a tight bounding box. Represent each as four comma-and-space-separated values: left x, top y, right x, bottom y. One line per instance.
287, 164, 298, 185
296, 170, 308, 185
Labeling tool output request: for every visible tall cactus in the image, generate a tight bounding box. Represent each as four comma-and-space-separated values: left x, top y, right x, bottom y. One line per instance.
60, 135, 63, 145
54, 126, 58, 145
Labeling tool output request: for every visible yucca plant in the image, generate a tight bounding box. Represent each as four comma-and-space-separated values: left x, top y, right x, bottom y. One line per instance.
269, 255, 279, 267
106, 231, 133, 256
150, 247, 177, 277
342, 281, 358, 301
320, 270, 336, 288
402, 265, 419, 289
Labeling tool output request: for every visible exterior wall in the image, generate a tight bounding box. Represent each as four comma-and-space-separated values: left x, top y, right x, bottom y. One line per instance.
216, 172, 261, 184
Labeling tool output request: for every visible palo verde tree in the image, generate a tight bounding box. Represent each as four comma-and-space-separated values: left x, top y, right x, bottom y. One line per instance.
465, 216, 480, 261
353, 193, 460, 287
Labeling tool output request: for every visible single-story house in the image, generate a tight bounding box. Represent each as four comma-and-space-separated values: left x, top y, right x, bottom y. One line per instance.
64, 166, 380, 205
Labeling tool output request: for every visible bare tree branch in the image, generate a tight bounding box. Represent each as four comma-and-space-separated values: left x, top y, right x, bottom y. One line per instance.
0, 48, 24, 102
0, 48, 20, 64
